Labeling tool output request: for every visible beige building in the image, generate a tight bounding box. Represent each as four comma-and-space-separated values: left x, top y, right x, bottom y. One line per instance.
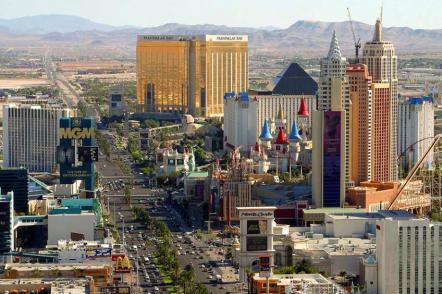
136, 35, 248, 117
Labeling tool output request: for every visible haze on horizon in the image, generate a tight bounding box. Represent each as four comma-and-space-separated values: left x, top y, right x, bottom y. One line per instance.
1, 0, 441, 30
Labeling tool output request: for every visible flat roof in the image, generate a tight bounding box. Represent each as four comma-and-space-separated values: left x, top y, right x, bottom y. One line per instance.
186, 172, 209, 178
137, 35, 248, 42
303, 208, 364, 214
237, 206, 277, 210
5, 263, 110, 271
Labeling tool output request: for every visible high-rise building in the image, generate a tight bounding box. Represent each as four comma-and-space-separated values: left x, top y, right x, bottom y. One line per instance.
398, 96, 434, 173
362, 18, 398, 181
0, 191, 14, 254
347, 64, 373, 185
312, 32, 349, 207
136, 35, 248, 118
0, 168, 28, 213
377, 218, 441, 294
109, 84, 125, 117
3, 104, 73, 173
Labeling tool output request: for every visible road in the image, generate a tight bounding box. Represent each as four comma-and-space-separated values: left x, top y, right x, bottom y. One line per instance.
45, 54, 100, 121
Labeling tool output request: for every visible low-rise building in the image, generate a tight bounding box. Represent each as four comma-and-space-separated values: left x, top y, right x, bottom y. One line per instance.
251, 273, 343, 294
55, 240, 112, 263
3, 263, 112, 288
347, 181, 399, 211
0, 278, 95, 294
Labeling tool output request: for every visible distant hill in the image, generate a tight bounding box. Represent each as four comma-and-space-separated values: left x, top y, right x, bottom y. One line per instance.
0, 14, 123, 34
1, 15, 442, 56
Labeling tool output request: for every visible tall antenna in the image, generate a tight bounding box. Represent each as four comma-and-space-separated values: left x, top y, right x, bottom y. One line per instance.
380, 0, 383, 22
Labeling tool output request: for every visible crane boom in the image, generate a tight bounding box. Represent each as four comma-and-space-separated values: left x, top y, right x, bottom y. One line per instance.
347, 8, 361, 62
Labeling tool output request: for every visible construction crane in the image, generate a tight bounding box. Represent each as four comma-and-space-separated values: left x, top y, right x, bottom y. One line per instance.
347, 8, 361, 63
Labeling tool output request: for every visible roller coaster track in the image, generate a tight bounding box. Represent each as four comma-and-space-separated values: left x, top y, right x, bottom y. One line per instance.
388, 134, 442, 213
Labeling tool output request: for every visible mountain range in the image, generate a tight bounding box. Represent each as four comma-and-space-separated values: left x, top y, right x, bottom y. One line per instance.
1, 14, 442, 56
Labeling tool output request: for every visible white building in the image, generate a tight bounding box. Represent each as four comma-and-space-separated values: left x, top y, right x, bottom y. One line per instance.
312, 31, 350, 208
47, 213, 95, 245
397, 96, 434, 172
223, 92, 259, 148
155, 147, 195, 175
377, 218, 441, 294
3, 104, 72, 172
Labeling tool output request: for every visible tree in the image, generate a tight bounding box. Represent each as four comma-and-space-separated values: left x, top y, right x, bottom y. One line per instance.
124, 186, 132, 205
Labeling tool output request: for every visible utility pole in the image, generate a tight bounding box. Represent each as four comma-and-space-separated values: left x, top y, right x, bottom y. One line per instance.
136, 248, 139, 292
122, 216, 125, 246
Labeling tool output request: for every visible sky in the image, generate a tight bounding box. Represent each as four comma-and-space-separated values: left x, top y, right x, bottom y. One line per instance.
1, 0, 441, 29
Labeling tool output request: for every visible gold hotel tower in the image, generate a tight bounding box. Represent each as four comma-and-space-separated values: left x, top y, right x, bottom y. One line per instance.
136, 35, 248, 118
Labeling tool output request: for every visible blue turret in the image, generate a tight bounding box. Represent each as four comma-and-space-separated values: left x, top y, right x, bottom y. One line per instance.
288, 122, 302, 142
259, 119, 273, 141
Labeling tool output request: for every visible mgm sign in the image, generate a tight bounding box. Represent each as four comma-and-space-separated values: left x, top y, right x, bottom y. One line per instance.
58, 117, 98, 197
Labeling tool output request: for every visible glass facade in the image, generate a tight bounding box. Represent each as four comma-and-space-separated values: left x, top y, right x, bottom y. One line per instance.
136, 35, 248, 117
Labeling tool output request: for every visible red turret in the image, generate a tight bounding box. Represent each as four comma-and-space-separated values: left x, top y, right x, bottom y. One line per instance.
275, 127, 288, 145
297, 97, 309, 116
254, 142, 260, 152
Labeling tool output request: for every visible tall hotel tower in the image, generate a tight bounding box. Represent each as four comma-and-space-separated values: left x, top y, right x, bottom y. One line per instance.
3, 105, 73, 173
136, 35, 248, 118
362, 18, 398, 181
312, 32, 350, 207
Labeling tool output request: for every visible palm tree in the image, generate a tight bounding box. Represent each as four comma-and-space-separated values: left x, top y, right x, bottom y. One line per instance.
245, 268, 254, 294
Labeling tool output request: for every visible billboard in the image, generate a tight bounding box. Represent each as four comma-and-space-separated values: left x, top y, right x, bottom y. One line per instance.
62, 167, 92, 179
57, 146, 75, 164
78, 146, 99, 162
86, 247, 112, 258
323, 111, 342, 207
246, 236, 268, 251
246, 220, 268, 235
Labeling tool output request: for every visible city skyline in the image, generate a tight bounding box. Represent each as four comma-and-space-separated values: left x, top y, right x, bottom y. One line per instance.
1, 0, 442, 30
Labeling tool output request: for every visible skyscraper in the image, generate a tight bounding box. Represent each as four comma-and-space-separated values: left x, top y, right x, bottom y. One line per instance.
362, 18, 398, 181
3, 105, 73, 173
136, 35, 248, 118
312, 32, 350, 207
